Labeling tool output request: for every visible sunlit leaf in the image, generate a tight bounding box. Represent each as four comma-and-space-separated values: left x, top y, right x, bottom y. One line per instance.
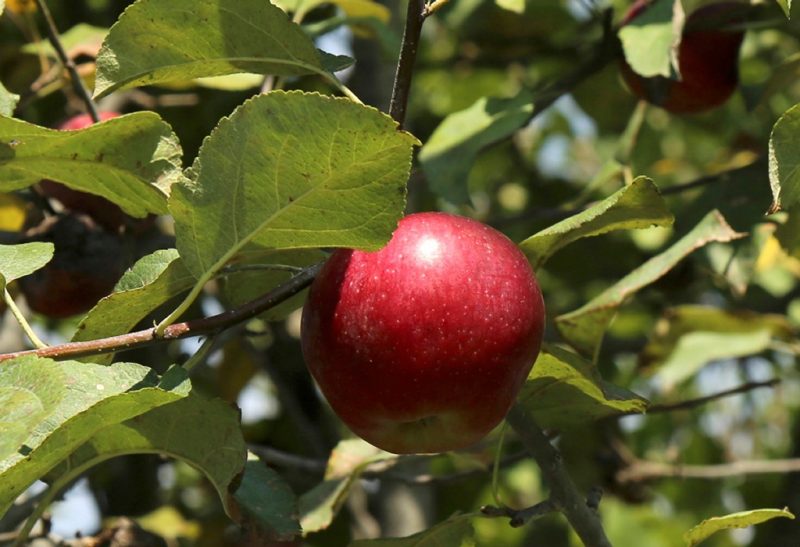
775, 0, 791, 18
521, 177, 673, 269
0, 113, 182, 217
618, 0, 683, 78
0, 82, 18, 117
0, 242, 54, 283
769, 102, 800, 213
556, 211, 745, 358
349, 514, 476, 546
21, 23, 107, 58
684, 508, 794, 546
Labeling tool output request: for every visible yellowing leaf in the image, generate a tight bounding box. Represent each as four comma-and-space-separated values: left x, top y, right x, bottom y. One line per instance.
684, 508, 795, 546
0, 193, 27, 231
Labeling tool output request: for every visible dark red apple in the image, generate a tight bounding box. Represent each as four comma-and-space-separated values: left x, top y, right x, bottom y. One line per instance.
619, 1, 745, 114
301, 212, 545, 454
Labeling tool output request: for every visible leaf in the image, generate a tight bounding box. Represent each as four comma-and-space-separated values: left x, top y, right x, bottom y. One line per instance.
517, 345, 647, 429
349, 514, 475, 546
556, 211, 745, 358
520, 177, 673, 269
619, 0, 684, 78
94, 0, 335, 98
330, 0, 391, 23
21, 23, 108, 58
299, 439, 396, 534
769, 102, 800, 213
0, 112, 182, 217
0, 193, 27, 231
0, 242, 54, 282
0, 358, 190, 515
170, 91, 418, 281
495, 0, 525, 14
775, 0, 791, 18
231, 455, 301, 540
72, 249, 195, 364
684, 508, 794, 546
45, 391, 247, 522
418, 90, 534, 204
0, 82, 18, 117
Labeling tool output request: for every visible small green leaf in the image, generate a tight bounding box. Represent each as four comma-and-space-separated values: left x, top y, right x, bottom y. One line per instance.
769, 102, 800, 212
0, 82, 18, 117
349, 514, 475, 546
517, 345, 648, 429
619, 0, 683, 78
73, 249, 195, 364
232, 455, 300, 540
0, 113, 182, 217
684, 508, 795, 546
0, 358, 190, 515
0, 242, 54, 282
775, 0, 791, 18
520, 177, 673, 269
495, 0, 525, 14
418, 90, 534, 204
94, 0, 335, 98
170, 91, 418, 281
556, 211, 744, 358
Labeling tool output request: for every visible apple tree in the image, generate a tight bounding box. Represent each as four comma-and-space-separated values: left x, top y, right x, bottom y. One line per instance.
0, 0, 799, 545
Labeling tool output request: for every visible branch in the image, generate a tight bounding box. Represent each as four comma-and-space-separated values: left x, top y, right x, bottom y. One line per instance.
644, 379, 780, 414
618, 458, 800, 483
506, 405, 612, 547
388, 0, 425, 128
481, 499, 558, 528
33, 0, 100, 122
0, 262, 323, 363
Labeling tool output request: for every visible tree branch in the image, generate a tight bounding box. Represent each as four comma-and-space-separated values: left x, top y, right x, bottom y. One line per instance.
0, 262, 323, 363
388, 0, 425, 128
506, 405, 612, 547
481, 499, 559, 527
618, 458, 800, 483
645, 379, 780, 414
33, 0, 100, 122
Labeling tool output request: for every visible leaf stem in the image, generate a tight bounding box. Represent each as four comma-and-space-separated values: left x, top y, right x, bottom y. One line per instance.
3, 288, 47, 349
389, 0, 425, 127
32, 0, 100, 122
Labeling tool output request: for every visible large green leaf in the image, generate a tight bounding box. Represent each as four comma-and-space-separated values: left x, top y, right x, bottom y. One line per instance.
44, 392, 246, 522
0, 113, 182, 217
556, 211, 744, 358
418, 90, 534, 204
349, 514, 475, 546
520, 177, 673, 269
231, 455, 300, 540
0, 358, 190, 515
684, 508, 794, 546
73, 249, 195, 364
619, 0, 683, 78
769, 102, 800, 213
0, 82, 18, 117
517, 345, 647, 429
170, 91, 418, 281
0, 243, 54, 282
94, 0, 337, 98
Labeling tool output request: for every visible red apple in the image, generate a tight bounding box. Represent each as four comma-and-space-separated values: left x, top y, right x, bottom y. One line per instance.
301, 212, 545, 454
619, 1, 745, 114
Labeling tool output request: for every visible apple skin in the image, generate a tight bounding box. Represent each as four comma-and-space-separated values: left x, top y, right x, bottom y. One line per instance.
301, 212, 545, 454
620, 1, 745, 114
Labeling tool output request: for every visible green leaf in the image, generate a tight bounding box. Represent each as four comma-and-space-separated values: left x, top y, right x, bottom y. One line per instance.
769, 102, 800, 213
684, 508, 795, 546
349, 514, 475, 546
775, 0, 791, 18
556, 211, 744, 358
21, 24, 108, 58
0, 358, 190, 515
299, 439, 396, 534
0, 112, 182, 217
517, 345, 648, 429
619, 0, 683, 78
0, 82, 18, 117
0, 242, 54, 282
418, 90, 534, 204
170, 91, 418, 281
495, 0, 525, 14
45, 392, 247, 522
94, 0, 335, 98
231, 455, 301, 540
73, 249, 195, 364
520, 177, 673, 269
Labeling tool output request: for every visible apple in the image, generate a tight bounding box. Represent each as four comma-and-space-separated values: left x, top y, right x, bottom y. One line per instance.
301, 212, 545, 454
619, 1, 745, 114
18, 213, 126, 318
38, 112, 153, 233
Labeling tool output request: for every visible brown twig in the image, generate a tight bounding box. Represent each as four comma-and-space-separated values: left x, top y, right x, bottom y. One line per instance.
643, 379, 780, 414
0, 262, 323, 363
388, 0, 425, 128
618, 458, 800, 483
506, 405, 612, 547
33, 0, 100, 122
481, 499, 559, 527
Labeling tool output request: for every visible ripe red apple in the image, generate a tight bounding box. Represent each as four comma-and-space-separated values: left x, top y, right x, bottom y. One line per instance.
619, 1, 745, 114
18, 213, 126, 318
301, 212, 545, 454
38, 112, 153, 233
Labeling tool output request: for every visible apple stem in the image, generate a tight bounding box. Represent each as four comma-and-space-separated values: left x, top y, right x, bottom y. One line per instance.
506, 404, 613, 547
33, 0, 100, 123
3, 288, 48, 350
